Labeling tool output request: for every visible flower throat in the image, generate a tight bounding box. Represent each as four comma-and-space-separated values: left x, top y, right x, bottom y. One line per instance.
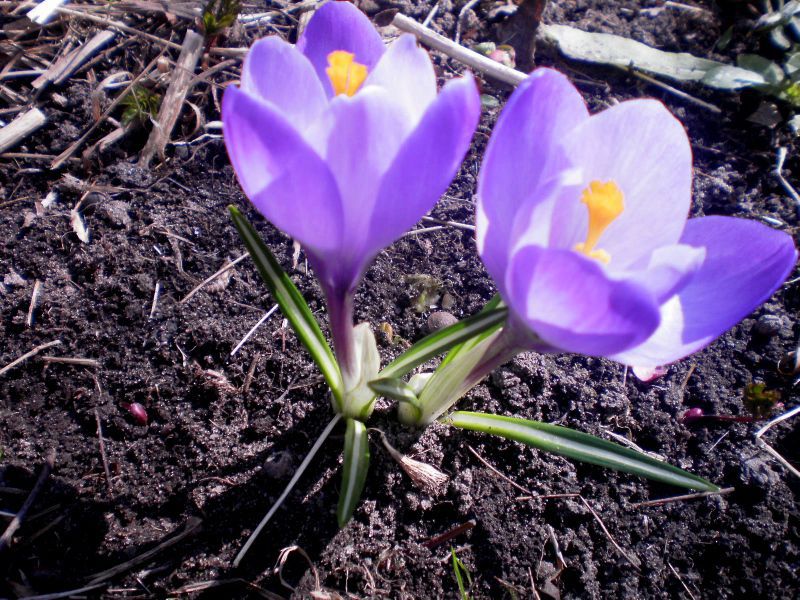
574, 180, 624, 264
326, 51, 367, 96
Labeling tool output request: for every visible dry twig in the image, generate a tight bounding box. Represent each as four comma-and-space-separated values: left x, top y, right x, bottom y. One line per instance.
231, 305, 279, 356
32, 29, 116, 91
51, 52, 165, 169
87, 517, 202, 584
467, 444, 533, 495
628, 486, 734, 509
0, 108, 47, 154
624, 67, 721, 113
0, 340, 61, 377
775, 147, 800, 214
180, 253, 248, 304
392, 13, 526, 86
139, 29, 205, 166
755, 404, 800, 479
26, 280, 42, 327
94, 409, 114, 495
41, 356, 99, 368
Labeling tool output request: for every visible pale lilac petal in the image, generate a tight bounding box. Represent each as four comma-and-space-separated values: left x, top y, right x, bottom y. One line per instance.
552, 100, 693, 269
624, 244, 706, 303
240, 37, 326, 125
632, 365, 668, 382
367, 74, 480, 254
612, 216, 797, 367
505, 246, 661, 356
477, 69, 589, 287
364, 34, 437, 126
296, 1, 384, 97
322, 87, 409, 262
222, 86, 344, 252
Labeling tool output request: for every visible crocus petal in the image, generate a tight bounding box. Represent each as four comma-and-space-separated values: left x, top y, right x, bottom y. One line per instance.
322, 87, 408, 261
368, 74, 480, 254
222, 86, 344, 252
296, 1, 384, 97
363, 34, 437, 126
506, 246, 661, 356
625, 243, 706, 303
552, 99, 693, 270
240, 37, 327, 126
612, 216, 797, 367
632, 364, 668, 382
477, 68, 589, 287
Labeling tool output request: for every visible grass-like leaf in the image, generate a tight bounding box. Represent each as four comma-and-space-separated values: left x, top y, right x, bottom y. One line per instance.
368, 377, 420, 406
444, 412, 720, 492
337, 419, 370, 527
368, 377, 422, 422
229, 206, 343, 403
378, 299, 507, 381
438, 295, 503, 371
451, 548, 473, 600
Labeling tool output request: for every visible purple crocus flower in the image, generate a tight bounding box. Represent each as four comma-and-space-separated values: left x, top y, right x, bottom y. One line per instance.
477, 68, 797, 369
223, 2, 480, 395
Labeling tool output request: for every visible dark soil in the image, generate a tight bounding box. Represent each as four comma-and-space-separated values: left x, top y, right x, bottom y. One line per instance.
1, 1, 799, 598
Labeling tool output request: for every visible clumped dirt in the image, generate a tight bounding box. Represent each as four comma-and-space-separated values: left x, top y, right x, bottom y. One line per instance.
1, 1, 799, 598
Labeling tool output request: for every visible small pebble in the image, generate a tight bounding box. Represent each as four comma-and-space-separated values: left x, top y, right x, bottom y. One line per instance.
441, 292, 456, 311
753, 314, 783, 338
426, 311, 458, 333
778, 350, 800, 375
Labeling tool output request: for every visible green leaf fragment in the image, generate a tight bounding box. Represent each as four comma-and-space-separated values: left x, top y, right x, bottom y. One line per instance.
369, 377, 422, 422
378, 299, 507, 381
228, 206, 343, 402
444, 412, 720, 492
451, 548, 473, 600
337, 419, 370, 527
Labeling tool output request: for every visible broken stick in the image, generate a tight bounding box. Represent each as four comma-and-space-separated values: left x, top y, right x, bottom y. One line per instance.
0, 108, 47, 154
139, 29, 205, 167
392, 13, 526, 86
32, 30, 117, 91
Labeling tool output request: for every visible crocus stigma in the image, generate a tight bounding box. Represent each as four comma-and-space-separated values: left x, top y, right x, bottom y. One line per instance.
476, 68, 797, 369
222, 1, 480, 416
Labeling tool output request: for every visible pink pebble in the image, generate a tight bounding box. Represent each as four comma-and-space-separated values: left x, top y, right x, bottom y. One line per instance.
124, 402, 149, 426
681, 407, 704, 422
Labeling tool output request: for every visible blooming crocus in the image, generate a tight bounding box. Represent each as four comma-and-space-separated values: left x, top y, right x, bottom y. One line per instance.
223, 2, 480, 407
476, 68, 796, 369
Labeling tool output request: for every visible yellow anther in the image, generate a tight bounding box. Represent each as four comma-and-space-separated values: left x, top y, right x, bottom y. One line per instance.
326, 50, 368, 97
573, 180, 624, 264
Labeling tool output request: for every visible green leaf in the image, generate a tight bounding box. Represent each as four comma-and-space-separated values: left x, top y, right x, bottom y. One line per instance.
701, 65, 767, 90
229, 206, 343, 403
439, 295, 503, 370
368, 377, 420, 406
737, 54, 784, 85
369, 377, 422, 422
451, 548, 473, 600
378, 299, 507, 381
409, 332, 500, 426
337, 419, 370, 527
444, 412, 720, 492
540, 23, 726, 83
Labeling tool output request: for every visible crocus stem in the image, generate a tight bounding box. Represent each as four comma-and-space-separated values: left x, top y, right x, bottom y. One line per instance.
325, 286, 358, 390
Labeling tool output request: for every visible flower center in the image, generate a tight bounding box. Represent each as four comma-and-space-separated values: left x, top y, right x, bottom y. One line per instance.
326, 50, 368, 97
573, 180, 624, 264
